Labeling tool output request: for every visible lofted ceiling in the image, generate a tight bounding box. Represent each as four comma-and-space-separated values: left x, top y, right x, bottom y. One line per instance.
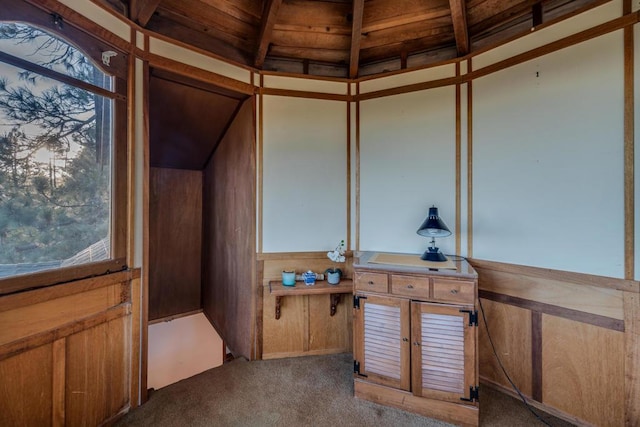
98, 0, 600, 78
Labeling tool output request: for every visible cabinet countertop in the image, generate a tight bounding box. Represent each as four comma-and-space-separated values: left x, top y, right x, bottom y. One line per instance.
353, 251, 477, 280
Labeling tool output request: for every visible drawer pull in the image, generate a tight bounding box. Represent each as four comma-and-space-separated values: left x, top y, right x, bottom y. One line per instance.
368, 281, 374, 285
407, 284, 414, 289
402, 337, 409, 342
450, 289, 458, 294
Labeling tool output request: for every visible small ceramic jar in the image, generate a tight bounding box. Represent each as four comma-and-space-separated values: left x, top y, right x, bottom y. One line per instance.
302, 270, 316, 286
282, 270, 296, 286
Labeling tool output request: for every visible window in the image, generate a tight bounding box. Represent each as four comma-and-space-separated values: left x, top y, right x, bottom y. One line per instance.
0, 2, 128, 294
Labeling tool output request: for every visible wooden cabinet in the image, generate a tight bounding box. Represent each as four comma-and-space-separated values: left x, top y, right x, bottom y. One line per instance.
353, 252, 479, 427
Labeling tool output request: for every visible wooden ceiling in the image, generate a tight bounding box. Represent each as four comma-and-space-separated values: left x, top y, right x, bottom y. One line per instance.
99, 0, 600, 78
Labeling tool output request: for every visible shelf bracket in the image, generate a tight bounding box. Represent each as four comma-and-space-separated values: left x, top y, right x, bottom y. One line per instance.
330, 293, 341, 316
275, 296, 282, 320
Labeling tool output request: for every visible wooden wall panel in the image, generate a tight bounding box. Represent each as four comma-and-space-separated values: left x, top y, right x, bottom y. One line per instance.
149, 167, 202, 321
478, 299, 532, 396
478, 267, 624, 320
66, 316, 130, 426
309, 294, 352, 353
625, 291, 640, 425
542, 315, 625, 426
0, 344, 53, 426
202, 99, 256, 359
0, 284, 126, 347
262, 286, 307, 358
0, 272, 135, 427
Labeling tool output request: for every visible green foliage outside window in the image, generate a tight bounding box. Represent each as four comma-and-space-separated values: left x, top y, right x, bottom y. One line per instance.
0, 23, 112, 277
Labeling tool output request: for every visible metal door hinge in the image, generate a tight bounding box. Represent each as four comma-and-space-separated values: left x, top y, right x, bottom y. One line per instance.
460, 309, 478, 327
353, 295, 366, 309
353, 360, 367, 377
460, 385, 479, 402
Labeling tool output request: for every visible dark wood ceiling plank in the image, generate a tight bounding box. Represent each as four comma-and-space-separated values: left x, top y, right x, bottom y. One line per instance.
160, 0, 258, 41
198, 0, 263, 23
277, 0, 351, 27
349, 0, 365, 78
467, 0, 535, 30
361, 18, 453, 50
268, 45, 350, 63
130, 0, 162, 26
469, 2, 535, 39
146, 14, 252, 65
255, 0, 284, 68
360, 34, 456, 63
273, 23, 352, 35
363, 0, 450, 33
449, 0, 469, 55
270, 30, 350, 50
153, 7, 254, 53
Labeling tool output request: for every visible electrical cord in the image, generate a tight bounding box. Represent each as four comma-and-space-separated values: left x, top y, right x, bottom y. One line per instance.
478, 297, 553, 427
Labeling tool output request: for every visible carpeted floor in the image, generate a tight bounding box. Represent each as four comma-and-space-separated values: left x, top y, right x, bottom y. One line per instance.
116, 353, 575, 427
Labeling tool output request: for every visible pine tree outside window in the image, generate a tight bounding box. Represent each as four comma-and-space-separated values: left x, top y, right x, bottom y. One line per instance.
0, 3, 129, 293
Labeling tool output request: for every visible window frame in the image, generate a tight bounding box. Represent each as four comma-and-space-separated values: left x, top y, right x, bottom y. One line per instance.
0, 0, 129, 296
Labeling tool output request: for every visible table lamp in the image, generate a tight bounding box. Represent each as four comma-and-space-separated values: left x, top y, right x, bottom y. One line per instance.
416, 206, 451, 261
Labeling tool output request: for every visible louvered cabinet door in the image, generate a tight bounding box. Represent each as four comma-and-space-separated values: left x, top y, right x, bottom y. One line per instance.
354, 294, 411, 391
411, 302, 477, 405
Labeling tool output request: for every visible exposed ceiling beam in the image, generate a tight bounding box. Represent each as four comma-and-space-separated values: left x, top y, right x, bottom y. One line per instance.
448, 0, 469, 56
130, 0, 162, 27
255, 0, 283, 68
349, 0, 365, 79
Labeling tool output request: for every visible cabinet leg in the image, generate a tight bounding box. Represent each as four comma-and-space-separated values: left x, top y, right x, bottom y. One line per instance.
330, 294, 341, 316
275, 296, 282, 320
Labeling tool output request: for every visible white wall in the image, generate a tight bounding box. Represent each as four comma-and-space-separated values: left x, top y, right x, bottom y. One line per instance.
473, 33, 625, 277
359, 87, 457, 255
262, 95, 348, 252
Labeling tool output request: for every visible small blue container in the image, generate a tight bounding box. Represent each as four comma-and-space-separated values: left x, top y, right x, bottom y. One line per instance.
282, 270, 296, 286
303, 270, 316, 286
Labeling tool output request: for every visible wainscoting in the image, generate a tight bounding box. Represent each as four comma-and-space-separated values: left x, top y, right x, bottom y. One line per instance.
0, 270, 141, 426
471, 259, 638, 426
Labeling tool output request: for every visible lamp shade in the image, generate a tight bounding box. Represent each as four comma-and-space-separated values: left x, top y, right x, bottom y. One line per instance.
416, 206, 451, 238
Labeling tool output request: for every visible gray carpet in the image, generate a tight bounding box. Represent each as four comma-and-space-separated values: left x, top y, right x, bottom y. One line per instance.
116, 353, 574, 427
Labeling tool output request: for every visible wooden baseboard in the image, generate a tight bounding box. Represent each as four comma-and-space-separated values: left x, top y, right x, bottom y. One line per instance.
261, 347, 351, 360
354, 379, 479, 427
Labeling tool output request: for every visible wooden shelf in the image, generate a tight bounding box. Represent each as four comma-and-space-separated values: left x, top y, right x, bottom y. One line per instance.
269, 279, 353, 319
269, 279, 353, 296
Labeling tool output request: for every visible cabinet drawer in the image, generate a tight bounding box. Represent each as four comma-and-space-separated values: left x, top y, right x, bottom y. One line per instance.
391, 275, 430, 299
432, 279, 475, 304
355, 272, 389, 293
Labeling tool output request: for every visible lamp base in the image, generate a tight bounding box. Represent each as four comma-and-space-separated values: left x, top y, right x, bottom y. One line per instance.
421, 247, 448, 262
